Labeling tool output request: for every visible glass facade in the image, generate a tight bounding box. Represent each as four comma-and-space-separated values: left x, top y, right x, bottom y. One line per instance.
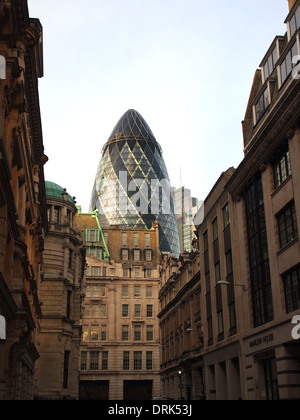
90, 109, 180, 257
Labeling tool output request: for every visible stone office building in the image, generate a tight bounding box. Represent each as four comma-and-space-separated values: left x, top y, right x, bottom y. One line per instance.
0, 0, 47, 400
76, 210, 161, 400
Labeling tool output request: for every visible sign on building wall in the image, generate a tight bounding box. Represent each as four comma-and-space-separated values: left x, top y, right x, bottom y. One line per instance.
0, 55, 6, 80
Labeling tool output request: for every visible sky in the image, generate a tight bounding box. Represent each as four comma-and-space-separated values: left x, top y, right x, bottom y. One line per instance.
28, 0, 288, 212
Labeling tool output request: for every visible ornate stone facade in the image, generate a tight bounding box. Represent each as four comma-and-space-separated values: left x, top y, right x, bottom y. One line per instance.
0, 0, 47, 400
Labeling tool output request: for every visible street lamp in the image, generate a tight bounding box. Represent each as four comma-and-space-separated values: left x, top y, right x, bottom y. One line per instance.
178, 369, 183, 400
217, 280, 246, 292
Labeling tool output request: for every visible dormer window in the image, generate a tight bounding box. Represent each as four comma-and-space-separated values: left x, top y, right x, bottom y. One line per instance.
289, 4, 300, 38
255, 87, 270, 124
280, 41, 298, 85
263, 46, 278, 81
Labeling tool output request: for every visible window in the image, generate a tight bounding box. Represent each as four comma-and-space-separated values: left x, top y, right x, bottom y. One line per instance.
134, 304, 141, 317
102, 266, 107, 277
255, 87, 270, 123
145, 269, 152, 278
226, 250, 233, 277
80, 352, 87, 371
91, 266, 101, 277
133, 233, 139, 247
145, 233, 150, 247
82, 327, 89, 342
146, 352, 153, 370
145, 249, 153, 262
121, 249, 129, 261
123, 352, 130, 370
53, 206, 60, 224
212, 218, 218, 242
244, 174, 273, 327
90, 352, 99, 370
123, 268, 130, 278
146, 286, 152, 297
147, 305, 153, 317
122, 232, 128, 246
101, 325, 107, 341
283, 266, 300, 313
203, 230, 208, 252
133, 249, 141, 261
215, 262, 221, 286
91, 304, 99, 317
134, 285, 140, 297
273, 145, 291, 189
66, 290, 72, 319
91, 328, 99, 341
86, 229, 99, 242
217, 311, 224, 337
63, 351, 70, 389
289, 5, 300, 37
68, 249, 73, 269
277, 202, 298, 248
134, 325, 141, 341
134, 352, 142, 370
100, 304, 106, 317
147, 325, 154, 341
122, 325, 129, 341
122, 285, 128, 297
102, 351, 108, 370
103, 232, 109, 245
122, 304, 129, 317
263, 46, 278, 80
280, 42, 298, 85
223, 203, 230, 228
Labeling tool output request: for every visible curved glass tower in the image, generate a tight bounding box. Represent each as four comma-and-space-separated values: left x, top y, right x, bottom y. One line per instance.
90, 109, 180, 257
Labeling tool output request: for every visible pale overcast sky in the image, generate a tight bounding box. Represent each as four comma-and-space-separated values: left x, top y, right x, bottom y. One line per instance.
28, 0, 288, 212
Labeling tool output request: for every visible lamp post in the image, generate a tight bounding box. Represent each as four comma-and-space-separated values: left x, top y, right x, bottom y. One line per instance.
217, 280, 246, 292
178, 369, 183, 400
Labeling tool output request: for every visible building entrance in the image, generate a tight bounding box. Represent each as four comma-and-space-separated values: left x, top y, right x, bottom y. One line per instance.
123, 380, 152, 400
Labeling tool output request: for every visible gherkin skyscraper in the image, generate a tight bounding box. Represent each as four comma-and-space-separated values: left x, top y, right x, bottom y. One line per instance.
90, 109, 180, 257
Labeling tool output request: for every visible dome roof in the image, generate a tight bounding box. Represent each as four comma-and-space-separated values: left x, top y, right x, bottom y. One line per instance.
45, 181, 74, 204
103, 109, 162, 155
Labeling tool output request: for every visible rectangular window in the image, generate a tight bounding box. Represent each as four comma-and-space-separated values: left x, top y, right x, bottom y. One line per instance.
66, 290, 72, 319
121, 249, 129, 261
244, 174, 273, 327
101, 325, 107, 341
147, 325, 154, 341
100, 304, 106, 317
289, 5, 300, 37
122, 285, 128, 297
91, 266, 101, 277
82, 326, 89, 342
134, 304, 141, 318
123, 352, 130, 370
134, 285, 140, 296
133, 233, 139, 247
145, 249, 153, 262
123, 268, 130, 278
146, 352, 153, 370
263, 45, 278, 80
63, 351, 70, 389
215, 262, 221, 286
122, 304, 129, 317
278, 202, 298, 248
90, 352, 99, 370
217, 311, 224, 337
134, 352, 142, 370
273, 145, 291, 189
102, 351, 108, 370
122, 325, 129, 341
283, 266, 300, 313
91, 329, 99, 341
280, 42, 298, 85
147, 304, 153, 317
223, 203, 230, 228
255, 87, 270, 123
53, 206, 60, 224
146, 269, 152, 278
146, 286, 152, 297
145, 233, 150, 247
134, 325, 142, 341
133, 249, 141, 261
86, 229, 99, 242
80, 352, 87, 371
212, 218, 218, 242
122, 232, 128, 246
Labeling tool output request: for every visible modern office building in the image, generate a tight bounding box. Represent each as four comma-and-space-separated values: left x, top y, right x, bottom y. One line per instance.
76, 210, 161, 400
90, 109, 180, 258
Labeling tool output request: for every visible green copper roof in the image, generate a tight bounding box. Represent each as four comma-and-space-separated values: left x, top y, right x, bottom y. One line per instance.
45, 181, 74, 203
